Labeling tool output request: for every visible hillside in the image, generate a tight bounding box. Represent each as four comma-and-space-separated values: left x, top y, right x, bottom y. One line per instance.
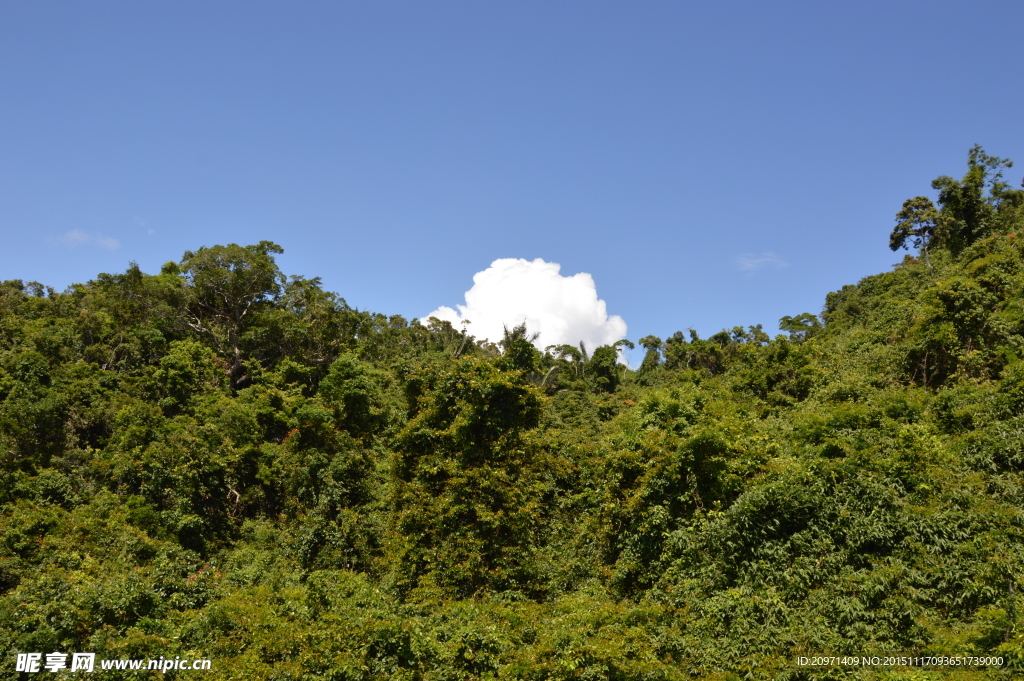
2, 148, 1024, 679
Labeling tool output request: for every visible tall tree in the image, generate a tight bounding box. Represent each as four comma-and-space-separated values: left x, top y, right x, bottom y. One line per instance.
889, 196, 940, 269
778, 313, 822, 342
638, 335, 663, 372
930, 145, 1014, 253
177, 241, 285, 386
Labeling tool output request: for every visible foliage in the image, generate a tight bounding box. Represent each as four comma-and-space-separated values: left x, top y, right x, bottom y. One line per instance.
2, 150, 1024, 679
387, 358, 547, 598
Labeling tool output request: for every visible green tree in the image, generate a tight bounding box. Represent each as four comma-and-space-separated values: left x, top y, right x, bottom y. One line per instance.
587, 345, 621, 393
151, 340, 227, 414
77, 263, 185, 372
387, 358, 545, 597
497, 322, 541, 372
178, 241, 285, 386
664, 330, 729, 375
638, 335, 663, 373
889, 196, 940, 269
318, 353, 388, 439
930, 145, 1014, 253
778, 312, 821, 342
245, 275, 365, 382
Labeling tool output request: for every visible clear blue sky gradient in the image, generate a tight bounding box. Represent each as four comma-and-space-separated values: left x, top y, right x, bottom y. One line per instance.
2, 1, 1022, 347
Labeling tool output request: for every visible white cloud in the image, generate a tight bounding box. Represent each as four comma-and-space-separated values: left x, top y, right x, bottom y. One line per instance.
425, 258, 627, 354
733, 251, 787, 274
51, 229, 120, 250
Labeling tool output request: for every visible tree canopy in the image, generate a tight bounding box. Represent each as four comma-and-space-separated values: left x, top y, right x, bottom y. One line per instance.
2, 149, 1024, 679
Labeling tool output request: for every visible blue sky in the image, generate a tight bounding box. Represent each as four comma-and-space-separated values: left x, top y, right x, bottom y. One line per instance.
2, 1, 1022, 352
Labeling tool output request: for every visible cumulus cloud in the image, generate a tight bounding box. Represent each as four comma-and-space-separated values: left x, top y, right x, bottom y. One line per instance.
51, 229, 120, 250
733, 251, 787, 274
425, 258, 627, 354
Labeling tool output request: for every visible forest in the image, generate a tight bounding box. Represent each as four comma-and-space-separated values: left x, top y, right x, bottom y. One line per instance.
2, 146, 1024, 679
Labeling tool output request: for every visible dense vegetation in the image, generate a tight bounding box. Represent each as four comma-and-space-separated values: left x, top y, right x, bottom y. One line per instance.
3, 148, 1024, 679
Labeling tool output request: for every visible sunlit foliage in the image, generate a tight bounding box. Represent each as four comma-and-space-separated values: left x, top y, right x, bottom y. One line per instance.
2, 150, 1024, 679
